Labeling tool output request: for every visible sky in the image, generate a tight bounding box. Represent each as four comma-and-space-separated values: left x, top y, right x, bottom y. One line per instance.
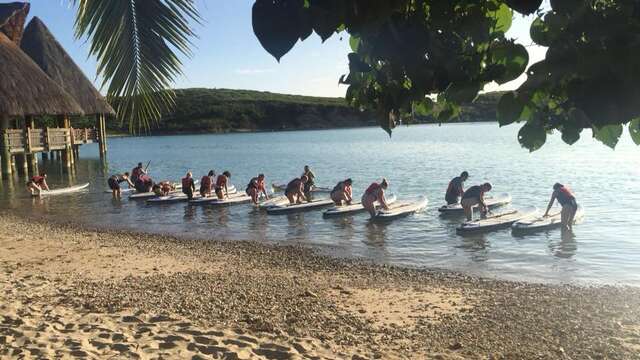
25, 0, 547, 98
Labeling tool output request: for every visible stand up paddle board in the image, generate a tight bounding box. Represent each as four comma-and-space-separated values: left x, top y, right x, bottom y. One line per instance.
188, 192, 250, 206
438, 193, 512, 214
127, 180, 204, 200
372, 197, 428, 221
512, 206, 584, 234
457, 206, 537, 234
266, 198, 334, 215
271, 183, 332, 193
32, 183, 90, 197
257, 195, 289, 209
323, 194, 397, 218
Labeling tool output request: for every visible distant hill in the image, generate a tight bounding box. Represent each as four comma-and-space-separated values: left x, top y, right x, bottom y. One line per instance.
101, 88, 504, 134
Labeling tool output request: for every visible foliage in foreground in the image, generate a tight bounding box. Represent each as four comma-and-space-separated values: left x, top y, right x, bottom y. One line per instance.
252, 0, 640, 150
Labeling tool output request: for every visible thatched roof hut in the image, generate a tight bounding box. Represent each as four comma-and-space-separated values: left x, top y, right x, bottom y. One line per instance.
0, 31, 84, 117
0, 2, 29, 44
21, 17, 115, 116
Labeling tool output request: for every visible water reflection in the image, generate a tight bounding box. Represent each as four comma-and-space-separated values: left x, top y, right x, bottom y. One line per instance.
550, 230, 578, 259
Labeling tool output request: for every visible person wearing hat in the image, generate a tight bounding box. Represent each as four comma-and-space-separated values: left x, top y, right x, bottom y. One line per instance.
461, 182, 492, 221
445, 171, 469, 205
544, 183, 578, 231
330, 178, 353, 206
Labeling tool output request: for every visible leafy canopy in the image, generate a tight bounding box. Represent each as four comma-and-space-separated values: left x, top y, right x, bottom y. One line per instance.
74, 0, 199, 133
252, 0, 640, 150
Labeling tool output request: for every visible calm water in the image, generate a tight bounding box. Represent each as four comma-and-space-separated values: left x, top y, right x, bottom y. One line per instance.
1, 123, 639, 286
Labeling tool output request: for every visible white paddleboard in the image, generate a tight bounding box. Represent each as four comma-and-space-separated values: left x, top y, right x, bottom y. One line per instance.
188, 192, 249, 206
457, 206, 538, 234
266, 198, 334, 215
257, 195, 289, 209
127, 180, 204, 200
372, 197, 428, 221
438, 193, 512, 214
271, 183, 332, 193
32, 182, 90, 197
141, 184, 234, 202
323, 194, 397, 218
103, 187, 135, 194
512, 206, 584, 233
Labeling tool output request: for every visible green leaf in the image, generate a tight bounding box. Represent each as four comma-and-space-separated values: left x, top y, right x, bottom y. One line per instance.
413, 98, 434, 116
518, 121, 547, 151
593, 124, 623, 149
74, 0, 200, 133
443, 82, 481, 103
497, 92, 524, 126
493, 4, 513, 33
629, 119, 640, 145
349, 35, 360, 52
491, 42, 529, 84
309, 0, 345, 41
530, 16, 550, 46
348, 53, 371, 73
252, 0, 304, 61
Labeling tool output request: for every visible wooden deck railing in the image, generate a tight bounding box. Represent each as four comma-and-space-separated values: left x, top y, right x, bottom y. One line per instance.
2, 127, 98, 154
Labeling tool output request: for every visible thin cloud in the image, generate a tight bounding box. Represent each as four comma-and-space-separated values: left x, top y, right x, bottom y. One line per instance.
235, 68, 275, 75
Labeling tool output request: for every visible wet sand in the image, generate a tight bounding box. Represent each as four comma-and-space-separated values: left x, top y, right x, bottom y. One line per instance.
1, 213, 639, 359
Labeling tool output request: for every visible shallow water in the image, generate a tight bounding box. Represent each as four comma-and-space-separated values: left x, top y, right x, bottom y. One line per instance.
1, 123, 639, 286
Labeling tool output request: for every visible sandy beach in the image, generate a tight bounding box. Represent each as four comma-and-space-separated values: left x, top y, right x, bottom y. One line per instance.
1, 213, 639, 359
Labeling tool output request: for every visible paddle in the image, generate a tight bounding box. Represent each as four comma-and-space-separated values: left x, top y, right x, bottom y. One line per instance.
144, 160, 151, 173
477, 209, 518, 221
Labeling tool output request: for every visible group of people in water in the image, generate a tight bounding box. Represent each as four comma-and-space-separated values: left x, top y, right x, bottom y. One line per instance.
445, 171, 579, 231
107, 163, 578, 229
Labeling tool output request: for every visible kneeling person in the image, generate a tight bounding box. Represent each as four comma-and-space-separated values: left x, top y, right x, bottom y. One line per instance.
181, 172, 196, 200
27, 172, 50, 195
285, 175, 308, 204
331, 178, 353, 206
361, 178, 389, 217
461, 182, 492, 221
246, 174, 268, 205
215, 171, 231, 200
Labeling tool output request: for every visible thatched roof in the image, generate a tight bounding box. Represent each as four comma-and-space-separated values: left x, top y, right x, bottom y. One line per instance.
21, 17, 115, 115
0, 31, 84, 117
0, 2, 29, 44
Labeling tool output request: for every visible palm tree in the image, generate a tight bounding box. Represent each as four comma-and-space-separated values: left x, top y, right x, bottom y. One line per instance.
73, 0, 199, 133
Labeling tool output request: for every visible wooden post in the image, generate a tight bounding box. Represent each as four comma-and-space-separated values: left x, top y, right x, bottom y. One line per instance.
97, 114, 107, 157
24, 116, 37, 175
60, 115, 72, 169
1, 116, 12, 176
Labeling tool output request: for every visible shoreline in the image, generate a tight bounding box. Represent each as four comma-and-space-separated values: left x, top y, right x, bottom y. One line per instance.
1, 214, 639, 358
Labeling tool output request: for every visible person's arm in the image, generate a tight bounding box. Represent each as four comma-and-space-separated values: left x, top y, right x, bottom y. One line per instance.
544, 192, 556, 217
479, 192, 487, 212
224, 180, 228, 197
42, 180, 50, 191
126, 177, 135, 188
379, 190, 389, 209
191, 179, 196, 192
346, 187, 352, 203
458, 183, 464, 196
261, 184, 269, 199
298, 183, 307, 201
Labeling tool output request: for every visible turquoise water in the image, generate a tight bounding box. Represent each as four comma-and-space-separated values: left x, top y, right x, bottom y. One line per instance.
1, 123, 639, 285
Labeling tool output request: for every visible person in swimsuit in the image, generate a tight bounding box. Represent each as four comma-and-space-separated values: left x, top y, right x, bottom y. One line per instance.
246, 174, 268, 205
544, 183, 579, 231
152, 181, 175, 196
107, 172, 134, 198
445, 171, 469, 205
285, 175, 308, 204
131, 162, 147, 183
331, 178, 353, 206
200, 170, 215, 197
361, 178, 390, 217
215, 171, 232, 200
301, 165, 316, 201
461, 182, 492, 221
134, 174, 154, 193
181, 172, 196, 200
26, 172, 50, 195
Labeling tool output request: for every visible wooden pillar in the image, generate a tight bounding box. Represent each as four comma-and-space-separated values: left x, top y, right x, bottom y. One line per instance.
1, 116, 11, 176
25, 116, 38, 175
60, 115, 72, 169
97, 114, 107, 158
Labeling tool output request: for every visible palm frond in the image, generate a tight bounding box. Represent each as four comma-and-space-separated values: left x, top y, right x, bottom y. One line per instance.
73, 0, 200, 133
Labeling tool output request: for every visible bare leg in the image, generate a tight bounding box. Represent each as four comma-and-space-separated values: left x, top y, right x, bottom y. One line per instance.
561, 206, 570, 231
463, 206, 472, 221
286, 193, 295, 204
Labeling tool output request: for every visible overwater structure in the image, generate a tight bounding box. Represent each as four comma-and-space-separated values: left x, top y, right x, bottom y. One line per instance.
0, 2, 110, 177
